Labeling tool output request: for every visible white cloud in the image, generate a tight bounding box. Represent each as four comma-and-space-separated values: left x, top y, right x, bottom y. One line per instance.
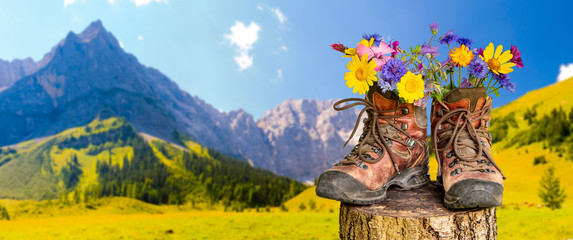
119, 40, 125, 48
270, 7, 287, 25
281, 45, 287, 51
129, 0, 167, 6
277, 69, 283, 79
557, 63, 573, 82
64, 0, 85, 7
225, 21, 261, 70
108, 0, 117, 4
138, 35, 144, 40
256, 5, 263, 10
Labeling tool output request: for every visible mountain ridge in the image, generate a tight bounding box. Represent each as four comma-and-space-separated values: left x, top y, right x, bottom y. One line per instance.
0, 20, 359, 182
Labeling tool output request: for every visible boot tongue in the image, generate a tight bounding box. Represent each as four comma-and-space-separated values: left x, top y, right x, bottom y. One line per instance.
456, 131, 478, 157
368, 85, 399, 112
443, 87, 487, 112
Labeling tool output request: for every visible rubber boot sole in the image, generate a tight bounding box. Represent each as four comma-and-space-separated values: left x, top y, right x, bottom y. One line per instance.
440, 178, 503, 209
315, 165, 430, 205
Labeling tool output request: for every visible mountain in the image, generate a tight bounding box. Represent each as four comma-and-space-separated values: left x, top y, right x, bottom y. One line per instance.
0, 20, 268, 158
0, 115, 306, 206
0, 58, 38, 91
0, 20, 358, 182
256, 99, 359, 182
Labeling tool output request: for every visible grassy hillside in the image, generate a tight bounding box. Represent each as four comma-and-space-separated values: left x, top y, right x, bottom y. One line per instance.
0, 116, 307, 208
488, 77, 573, 205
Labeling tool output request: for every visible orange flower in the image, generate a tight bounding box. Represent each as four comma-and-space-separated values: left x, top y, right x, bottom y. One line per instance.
449, 45, 474, 67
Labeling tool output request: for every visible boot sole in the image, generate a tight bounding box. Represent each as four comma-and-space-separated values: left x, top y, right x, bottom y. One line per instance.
442, 179, 503, 209
316, 165, 430, 205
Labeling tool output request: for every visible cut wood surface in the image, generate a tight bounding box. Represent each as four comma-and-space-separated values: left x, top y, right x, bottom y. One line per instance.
339, 182, 497, 240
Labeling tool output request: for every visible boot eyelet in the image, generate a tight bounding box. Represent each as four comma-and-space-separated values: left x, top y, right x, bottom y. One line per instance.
448, 158, 460, 168
437, 109, 444, 117
406, 138, 416, 149
356, 161, 368, 170
448, 161, 456, 168
446, 151, 454, 158
401, 123, 408, 130
402, 108, 409, 115
450, 168, 462, 176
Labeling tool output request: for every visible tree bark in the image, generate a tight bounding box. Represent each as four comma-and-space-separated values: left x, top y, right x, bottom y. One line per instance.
339, 182, 497, 240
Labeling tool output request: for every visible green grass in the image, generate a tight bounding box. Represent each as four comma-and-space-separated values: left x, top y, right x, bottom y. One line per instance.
0, 196, 572, 240
497, 206, 573, 240
0, 197, 339, 240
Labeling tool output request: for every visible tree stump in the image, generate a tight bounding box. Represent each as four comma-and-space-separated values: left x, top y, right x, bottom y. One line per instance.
339, 182, 497, 240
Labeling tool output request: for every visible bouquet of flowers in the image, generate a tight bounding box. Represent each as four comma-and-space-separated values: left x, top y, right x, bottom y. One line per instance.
330, 21, 525, 106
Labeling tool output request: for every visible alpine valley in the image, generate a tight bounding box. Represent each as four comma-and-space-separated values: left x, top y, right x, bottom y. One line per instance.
0, 20, 359, 204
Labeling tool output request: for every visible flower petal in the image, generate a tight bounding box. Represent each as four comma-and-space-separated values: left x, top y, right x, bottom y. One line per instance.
494, 44, 503, 59
497, 50, 513, 64
499, 62, 516, 74
484, 43, 494, 60
356, 45, 373, 60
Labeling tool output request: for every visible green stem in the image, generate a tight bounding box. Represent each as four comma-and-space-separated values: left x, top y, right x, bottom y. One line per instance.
458, 66, 462, 87
485, 75, 495, 92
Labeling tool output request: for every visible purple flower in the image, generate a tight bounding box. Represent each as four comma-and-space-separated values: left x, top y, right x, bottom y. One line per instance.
467, 58, 488, 79
417, 62, 423, 71
420, 44, 439, 56
362, 33, 383, 46
460, 78, 473, 88
381, 58, 407, 84
439, 30, 458, 45
414, 82, 433, 107
429, 21, 439, 35
494, 74, 516, 92
456, 37, 472, 48
510, 45, 524, 68
378, 79, 397, 92
476, 47, 484, 58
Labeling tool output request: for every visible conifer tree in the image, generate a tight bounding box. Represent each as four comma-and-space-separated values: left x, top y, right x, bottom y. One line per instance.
539, 166, 566, 210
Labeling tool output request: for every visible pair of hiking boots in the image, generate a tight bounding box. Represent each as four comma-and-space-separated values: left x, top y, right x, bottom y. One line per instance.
316, 86, 505, 209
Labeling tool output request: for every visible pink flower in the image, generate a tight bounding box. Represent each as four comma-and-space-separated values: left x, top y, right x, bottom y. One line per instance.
357, 41, 395, 71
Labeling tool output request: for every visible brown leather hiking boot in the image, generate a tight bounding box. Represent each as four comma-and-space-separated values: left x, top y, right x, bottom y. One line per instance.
431, 87, 505, 209
315, 86, 430, 205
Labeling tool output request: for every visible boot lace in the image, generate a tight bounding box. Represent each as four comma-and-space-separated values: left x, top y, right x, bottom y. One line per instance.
432, 104, 505, 179
333, 97, 417, 173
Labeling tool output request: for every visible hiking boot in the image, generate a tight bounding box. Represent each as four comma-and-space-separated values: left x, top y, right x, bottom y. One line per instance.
315, 86, 430, 205
431, 87, 505, 209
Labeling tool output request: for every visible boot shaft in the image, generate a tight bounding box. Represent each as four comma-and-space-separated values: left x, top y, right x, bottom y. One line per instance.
431, 87, 492, 139
368, 85, 428, 141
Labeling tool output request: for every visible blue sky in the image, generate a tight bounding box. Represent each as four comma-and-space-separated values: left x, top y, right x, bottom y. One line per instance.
0, 0, 572, 118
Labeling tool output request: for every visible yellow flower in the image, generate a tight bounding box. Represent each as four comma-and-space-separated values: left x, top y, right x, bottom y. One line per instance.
480, 42, 515, 75
396, 71, 424, 103
449, 44, 474, 67
344, 53, 377, 95
343, 38, 375, 58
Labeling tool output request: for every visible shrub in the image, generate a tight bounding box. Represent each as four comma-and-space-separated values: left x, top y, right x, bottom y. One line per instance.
538, 166, 566, 210
533, 156, 547, 165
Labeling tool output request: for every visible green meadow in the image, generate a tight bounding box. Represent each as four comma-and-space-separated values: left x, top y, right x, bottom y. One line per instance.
2, 79, 573, 239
